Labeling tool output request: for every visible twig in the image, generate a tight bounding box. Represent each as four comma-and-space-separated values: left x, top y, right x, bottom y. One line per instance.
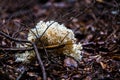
0, 44, 65, 51
40, 40, 48, 57
60, 32, 69, 44
32, 43, 47, 80
16, 69, 26, 80
0, 31, 30, 43
39, 21, 55, 39
0, 31, 46, 80
0, 47, 33, 52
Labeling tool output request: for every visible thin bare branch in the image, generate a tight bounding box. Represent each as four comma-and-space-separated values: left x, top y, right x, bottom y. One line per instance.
0, 31, 46, 80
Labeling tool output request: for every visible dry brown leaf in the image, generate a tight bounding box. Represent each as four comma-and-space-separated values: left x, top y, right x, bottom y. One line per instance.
64, 57, 78, 68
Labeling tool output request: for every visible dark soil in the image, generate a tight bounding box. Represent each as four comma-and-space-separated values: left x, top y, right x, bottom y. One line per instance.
0, 0, 120, 80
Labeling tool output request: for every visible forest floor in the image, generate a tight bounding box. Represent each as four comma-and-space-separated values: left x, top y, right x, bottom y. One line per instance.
0, 0, 120, 80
